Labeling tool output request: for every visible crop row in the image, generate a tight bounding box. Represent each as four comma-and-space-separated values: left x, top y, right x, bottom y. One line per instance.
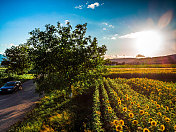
115, 78, 176, 110
91, 78, 176, 131
108, 68, 176, 74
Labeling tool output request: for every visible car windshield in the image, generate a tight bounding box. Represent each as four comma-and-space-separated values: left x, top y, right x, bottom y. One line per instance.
3, 82, 15, 87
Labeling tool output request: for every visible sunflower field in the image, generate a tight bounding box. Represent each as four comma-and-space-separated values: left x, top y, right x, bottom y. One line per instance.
9, 77, 176, 132
91, 78, 176, 132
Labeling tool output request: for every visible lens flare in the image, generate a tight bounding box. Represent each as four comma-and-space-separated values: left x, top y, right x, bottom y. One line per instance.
136, 30, 163, 56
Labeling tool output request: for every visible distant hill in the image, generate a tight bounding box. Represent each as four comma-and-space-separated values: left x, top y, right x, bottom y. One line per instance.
109, 54, 176, 65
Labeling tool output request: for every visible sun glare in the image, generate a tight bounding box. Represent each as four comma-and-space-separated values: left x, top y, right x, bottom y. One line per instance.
136, 30, 163, 57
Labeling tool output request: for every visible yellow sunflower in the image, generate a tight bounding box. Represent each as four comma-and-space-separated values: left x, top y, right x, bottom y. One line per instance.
151, 121, 157, 126
108, 107, 112, 110
157, 112, 162, 116
149, 118, 153, 123
129, 113, 134, 118
143, 128, 150, 132
160, 125, 165, 131
156, 104, 160, 108
116, 125, 123, 131
123, 107, 127, 112
139, 110, 144, 115
174, 125, 176, 131
119, 120, 124, 125
132, 120, 138, 125
113, 120, 119, 126
165, 117, 170, 123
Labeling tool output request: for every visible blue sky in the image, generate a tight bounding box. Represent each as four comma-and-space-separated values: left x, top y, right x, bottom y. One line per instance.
0, 0, 176, 57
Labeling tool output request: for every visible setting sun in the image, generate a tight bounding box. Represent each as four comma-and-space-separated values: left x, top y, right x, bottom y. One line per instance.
136, 30, 163, 57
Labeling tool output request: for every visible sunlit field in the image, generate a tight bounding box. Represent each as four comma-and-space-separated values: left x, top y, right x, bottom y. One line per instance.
106, 64, 176, 68
105, 65, 176, 82
108, 68, 176, 74
9, 77, 176, 131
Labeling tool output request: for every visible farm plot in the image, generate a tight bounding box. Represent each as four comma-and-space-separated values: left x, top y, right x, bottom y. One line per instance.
106, 68, 176, 82
8, 78, 176, 131
92, 78, 176, 131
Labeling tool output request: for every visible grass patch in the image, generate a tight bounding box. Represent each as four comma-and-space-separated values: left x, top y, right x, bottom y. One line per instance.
8, 87, 94, 132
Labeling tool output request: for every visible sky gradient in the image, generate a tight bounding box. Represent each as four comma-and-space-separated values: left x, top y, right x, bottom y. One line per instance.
0, 0, 176, 57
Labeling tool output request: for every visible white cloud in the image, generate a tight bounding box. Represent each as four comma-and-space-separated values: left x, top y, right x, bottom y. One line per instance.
75, 5, 83, 9
102, 22, 108, 25
102, 22, 115, 29
119, 31, 145, 39
65, 20, 69, 25
103, 34, 119, 40
111, 34, 118, 40
75, 2, 103, 10
103, 28, 106, 30
87, 2, 100, 9
104, 54, 135, 59
111, 37, 116, 40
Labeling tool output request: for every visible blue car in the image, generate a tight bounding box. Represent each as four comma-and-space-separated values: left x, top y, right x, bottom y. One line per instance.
0, 81, 22, 93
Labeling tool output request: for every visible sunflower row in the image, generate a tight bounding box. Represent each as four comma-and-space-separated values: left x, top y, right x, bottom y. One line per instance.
104, 78, 176, 132
103, 79, 138, 131
104, 78, 152, 131
116, 78, 176, 110
99, 80, 124, 131
92, 80, 104, 131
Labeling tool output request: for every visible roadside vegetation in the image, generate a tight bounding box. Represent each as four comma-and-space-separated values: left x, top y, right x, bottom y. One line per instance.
0, 67, 34, 87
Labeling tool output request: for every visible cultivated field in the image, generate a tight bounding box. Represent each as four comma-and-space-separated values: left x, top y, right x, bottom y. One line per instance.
106, 64, 176, 68
106, 65, 176, 82
8, 77, 176, 131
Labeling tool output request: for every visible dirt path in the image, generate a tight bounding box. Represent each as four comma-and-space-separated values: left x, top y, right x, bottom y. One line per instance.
0, 80, 39, 132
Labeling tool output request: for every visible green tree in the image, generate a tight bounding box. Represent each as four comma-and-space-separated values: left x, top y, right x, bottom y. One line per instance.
3, 44, 31, 74
28, 22, 107, 94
